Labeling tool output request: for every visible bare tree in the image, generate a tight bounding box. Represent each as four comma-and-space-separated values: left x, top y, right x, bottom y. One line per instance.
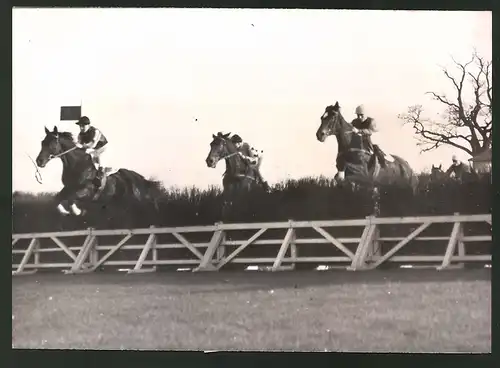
398, 51, 492, 157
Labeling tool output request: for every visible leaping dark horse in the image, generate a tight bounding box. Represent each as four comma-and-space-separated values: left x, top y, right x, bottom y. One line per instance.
205, 132, 264, 194
35, 126, 162, 216
315, 102, 418, 193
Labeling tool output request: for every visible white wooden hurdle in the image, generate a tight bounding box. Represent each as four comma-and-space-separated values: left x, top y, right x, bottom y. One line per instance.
12, 213, 491, 276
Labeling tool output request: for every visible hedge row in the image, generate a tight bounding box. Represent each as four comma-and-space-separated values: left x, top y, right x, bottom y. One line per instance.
12, 173, 491, 234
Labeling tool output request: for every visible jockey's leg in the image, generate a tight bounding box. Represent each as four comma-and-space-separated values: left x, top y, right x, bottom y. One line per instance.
255, 158, 269, 190
371, 132, 393, 166
93, 145, 107, 172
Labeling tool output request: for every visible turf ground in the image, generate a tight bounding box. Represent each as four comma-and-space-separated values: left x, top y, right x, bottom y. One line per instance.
12, 269, 490, 352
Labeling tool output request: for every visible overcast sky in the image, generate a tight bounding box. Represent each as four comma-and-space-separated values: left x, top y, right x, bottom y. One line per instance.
12, 8, 492, 193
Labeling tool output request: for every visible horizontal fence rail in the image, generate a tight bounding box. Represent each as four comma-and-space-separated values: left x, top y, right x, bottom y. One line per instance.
12, 213, 492, 276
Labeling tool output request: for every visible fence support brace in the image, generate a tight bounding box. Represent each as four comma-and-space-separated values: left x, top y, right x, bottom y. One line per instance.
193, 222, 225, 272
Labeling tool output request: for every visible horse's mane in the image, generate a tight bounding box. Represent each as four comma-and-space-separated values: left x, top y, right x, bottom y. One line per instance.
325, 103, 340, 113
325, 102, 350, 125
213, 131, 235, 143
57, 131, 75, 141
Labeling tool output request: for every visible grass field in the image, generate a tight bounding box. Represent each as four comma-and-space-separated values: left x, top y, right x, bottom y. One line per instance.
12, 269, 491, 352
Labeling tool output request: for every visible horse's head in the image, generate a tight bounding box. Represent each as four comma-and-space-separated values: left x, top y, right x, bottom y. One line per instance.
316, 102, 344, 142
430, 164, 444, 180
36, 126, 74, 168
206, 132, 236, 168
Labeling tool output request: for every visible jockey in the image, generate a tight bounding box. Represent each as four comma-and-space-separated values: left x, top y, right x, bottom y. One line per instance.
75, 116, 109, 179
445, 154, 472, 179
231, 134, 269, 191
351, 105, 393, 168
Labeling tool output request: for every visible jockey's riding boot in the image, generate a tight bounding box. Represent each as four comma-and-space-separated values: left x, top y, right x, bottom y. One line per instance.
375, 146, 386, 168
379, 153, 386, 168
93, 166, 102, 187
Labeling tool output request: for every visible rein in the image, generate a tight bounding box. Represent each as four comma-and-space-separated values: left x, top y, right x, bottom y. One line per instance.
219, 147, 256, 181
49, 146, 77, 160
221, 152, 238, 160
29, 146, 78, 184
26, 153, 43, 184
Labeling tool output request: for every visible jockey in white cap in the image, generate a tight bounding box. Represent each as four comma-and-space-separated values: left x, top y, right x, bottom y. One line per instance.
445, 154, 473, 179
336, 104, 393, 182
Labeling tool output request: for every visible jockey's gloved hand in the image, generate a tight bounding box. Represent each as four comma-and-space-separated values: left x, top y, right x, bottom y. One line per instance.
75, 143, 84, 148
86, 148, 95, 154
352, 127, 359, 134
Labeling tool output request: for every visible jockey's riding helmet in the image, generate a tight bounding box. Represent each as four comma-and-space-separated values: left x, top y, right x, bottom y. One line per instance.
76, 116, 91, 126
355, 105, 365, 115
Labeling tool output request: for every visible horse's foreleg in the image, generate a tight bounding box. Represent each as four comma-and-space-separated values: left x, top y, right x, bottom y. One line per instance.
66, 185, 94, 216
57, 203, 71, 216
55, 188, 71, 216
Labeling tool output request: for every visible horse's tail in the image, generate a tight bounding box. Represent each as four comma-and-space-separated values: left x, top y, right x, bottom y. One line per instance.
410, 171, 419, 195
392, 155, 419, 194
144, 178, 164, 212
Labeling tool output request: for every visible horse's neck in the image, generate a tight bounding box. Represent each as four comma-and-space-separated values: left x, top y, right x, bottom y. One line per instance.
224, 148, 244, 174
59, 141, 91, 173
335, 118, 353, 152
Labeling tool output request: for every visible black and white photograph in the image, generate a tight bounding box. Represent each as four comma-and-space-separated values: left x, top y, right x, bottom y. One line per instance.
12, 8, 491, 352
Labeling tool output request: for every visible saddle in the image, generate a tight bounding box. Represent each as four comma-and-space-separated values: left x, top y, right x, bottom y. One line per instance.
345, 135, 390, 176
92, 167, 112, 197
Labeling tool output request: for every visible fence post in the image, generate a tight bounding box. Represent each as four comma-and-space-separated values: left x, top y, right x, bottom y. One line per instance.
289, 220, 297, 270
193, 222, 224, 272
216, 230, 226, 263
64, 228, 96, 274
12, 238, 39, 276
348, 216, 375, 270
89, 228, 99, 269
366, 222, 380, 263
437, 212, 462, 270
128, 225, 157, 274
271, 220, 295, 271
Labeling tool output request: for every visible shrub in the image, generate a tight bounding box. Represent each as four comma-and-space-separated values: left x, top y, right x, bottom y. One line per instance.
12, 173, 491, 233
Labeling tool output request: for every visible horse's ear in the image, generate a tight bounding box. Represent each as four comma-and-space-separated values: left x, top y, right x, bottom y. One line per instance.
439, 164, 442, 169
223, 132, 231, 138
44, 126, 50, 135
53, 126, 58, 134
334, 101, 340, 109
212, 134, 217, 139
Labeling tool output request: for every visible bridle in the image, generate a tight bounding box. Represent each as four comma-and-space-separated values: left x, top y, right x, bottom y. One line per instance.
30, 137, 80, 184
212, 138, 257, 181
48, 146, 77, 161
322, 112, 369, 153
321, 110, 355, 139
212, 138, 239, 162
